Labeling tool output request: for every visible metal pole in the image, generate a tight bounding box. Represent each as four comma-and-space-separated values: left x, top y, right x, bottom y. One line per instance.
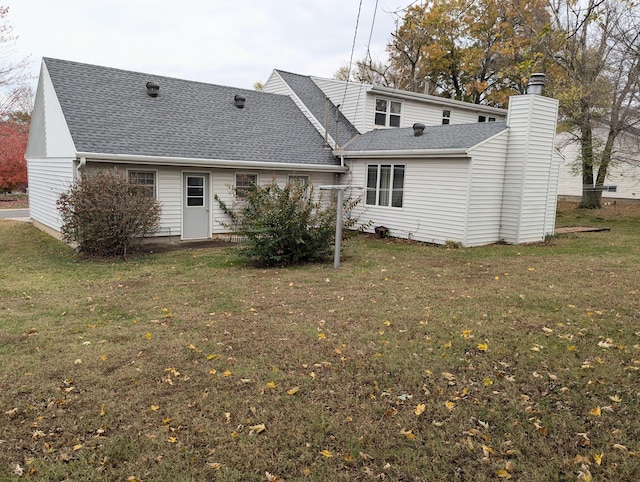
334, 188, 344, 268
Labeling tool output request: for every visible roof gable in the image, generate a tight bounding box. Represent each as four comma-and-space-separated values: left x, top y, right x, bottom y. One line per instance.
43, 58, 338, 166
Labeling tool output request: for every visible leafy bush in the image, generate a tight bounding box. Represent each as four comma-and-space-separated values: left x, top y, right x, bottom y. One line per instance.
216, 180, 360, 266
57, 169, 161, 257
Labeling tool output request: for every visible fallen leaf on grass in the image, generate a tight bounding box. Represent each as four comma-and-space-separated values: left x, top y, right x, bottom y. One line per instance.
593, 453, 604, 465
249, 423, 266, 435
167, 436, 177, 443
150, 405, 160, 411
400, 428, 415, 439
477, 343, 488, 352
320, 449, 333, 457
589, 406, 601, 417
445, 401, 456, 411
287, 386, 300, 395
577, 464, 592, 482
415, 403, 426, 416
496, 469, 512, 479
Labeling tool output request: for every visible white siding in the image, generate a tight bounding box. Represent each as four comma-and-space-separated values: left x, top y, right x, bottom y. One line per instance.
26, 61, 78, 234
25, 61, 76, 159
346, 158, 471, 244
556, 131, 640, 201
27, 157, 75, 232
362, 95, 507, 131
465, 132, 510, 246
501, 95, 559, 244
311, 77, 369, 133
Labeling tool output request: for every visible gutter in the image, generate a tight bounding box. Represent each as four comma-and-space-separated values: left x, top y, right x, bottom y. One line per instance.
333, 148, 470, 159
75, 152, 348, 173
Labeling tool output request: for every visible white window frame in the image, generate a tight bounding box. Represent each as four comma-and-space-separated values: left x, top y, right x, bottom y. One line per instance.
366, 164, 405, 208
374, 97, 402, 128
235, 172, 258, 199
288, 175, 310, 194
127, 169, 157, 198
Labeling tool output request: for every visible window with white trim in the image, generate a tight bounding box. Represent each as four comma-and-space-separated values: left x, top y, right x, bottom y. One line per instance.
366, 164, 405, 208
374, 98, 402, 127
442, 109, 451, 125
128, 170, 156, 198
288, 175, 309, 194
235, 173, 257, 199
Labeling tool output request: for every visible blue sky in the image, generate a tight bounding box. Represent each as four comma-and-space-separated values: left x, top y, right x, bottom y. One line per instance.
7, 0, 404, 90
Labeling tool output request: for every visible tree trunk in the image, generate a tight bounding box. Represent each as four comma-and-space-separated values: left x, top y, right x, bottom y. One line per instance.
578, 105, 601, 209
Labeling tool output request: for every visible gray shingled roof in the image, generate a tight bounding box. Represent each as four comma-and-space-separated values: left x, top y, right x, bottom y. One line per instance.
274, 70, 360, 145
44, 58, 339, 166
343, 122, 508, 152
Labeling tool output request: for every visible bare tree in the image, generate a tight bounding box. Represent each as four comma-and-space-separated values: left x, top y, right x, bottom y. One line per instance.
547, 0, 640, 208
0, 5, 31, 117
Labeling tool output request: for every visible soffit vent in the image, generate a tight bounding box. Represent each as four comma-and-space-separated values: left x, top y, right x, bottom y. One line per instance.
234, 95, 246, 108
413, 123, 425, 137
146, 81, 160, 97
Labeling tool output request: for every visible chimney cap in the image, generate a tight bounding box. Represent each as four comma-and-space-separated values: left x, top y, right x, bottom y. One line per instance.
527, 73, 546, 95
234, 94, 246, 108
413, 122, 425, 137
146, 81, 160, 97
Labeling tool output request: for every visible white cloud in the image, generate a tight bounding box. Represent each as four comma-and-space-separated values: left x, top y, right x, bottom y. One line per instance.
7, 0, 404, 89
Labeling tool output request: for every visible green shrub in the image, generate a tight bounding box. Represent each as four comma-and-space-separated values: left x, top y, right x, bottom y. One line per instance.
216, 180, 360, 266
57, 169, 161, 257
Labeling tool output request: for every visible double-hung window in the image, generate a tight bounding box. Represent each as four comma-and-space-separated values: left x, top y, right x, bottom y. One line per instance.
128, 170, 156, 198
366, 164, 405, 208
374, 98, 402, 127
235, 173, 257, 199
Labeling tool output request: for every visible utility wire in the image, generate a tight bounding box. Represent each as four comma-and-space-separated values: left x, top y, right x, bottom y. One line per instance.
341, 0, 363, 108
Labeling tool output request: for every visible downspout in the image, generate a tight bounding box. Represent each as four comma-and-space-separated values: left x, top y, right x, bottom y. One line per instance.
77, 156, 87, 179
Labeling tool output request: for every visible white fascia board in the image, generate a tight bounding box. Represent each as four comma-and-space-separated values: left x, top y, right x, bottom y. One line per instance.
369, 85, 507, 116
76, 152, 348, 173
335, 148, 470, 159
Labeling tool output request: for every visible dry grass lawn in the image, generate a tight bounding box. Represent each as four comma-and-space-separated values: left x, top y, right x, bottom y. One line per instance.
1, 202, 639, 481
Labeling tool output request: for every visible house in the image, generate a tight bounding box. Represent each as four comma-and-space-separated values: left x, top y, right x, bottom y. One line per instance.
264, 70, 561, 246
555, 128, 640, 203
26, 58, 346, 241
27, 58, 561, 247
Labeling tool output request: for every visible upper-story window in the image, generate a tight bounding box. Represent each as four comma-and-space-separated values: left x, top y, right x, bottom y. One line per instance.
375, 98, 402, 127
442, 109, 451, 125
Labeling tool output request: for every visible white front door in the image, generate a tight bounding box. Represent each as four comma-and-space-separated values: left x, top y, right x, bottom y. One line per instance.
182, 173, 210, 240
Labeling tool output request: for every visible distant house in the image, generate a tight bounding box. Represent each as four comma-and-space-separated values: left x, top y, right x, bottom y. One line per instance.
555, 128, 640, 203
27, 58, 561, 247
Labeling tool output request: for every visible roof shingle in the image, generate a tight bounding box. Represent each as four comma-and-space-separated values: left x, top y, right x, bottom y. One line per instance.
44, 58, 339, 166
343, 122, 508, 152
